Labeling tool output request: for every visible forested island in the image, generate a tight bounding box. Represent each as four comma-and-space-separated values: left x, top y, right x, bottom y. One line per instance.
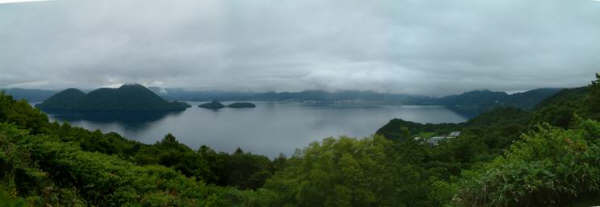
35, 84, 190, 112
198, 101, 256, 109
198, 100, 225, 109
227, 102, 256, 108
1, 74, 600, 206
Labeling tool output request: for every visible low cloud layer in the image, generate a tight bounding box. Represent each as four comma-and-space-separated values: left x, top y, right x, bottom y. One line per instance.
1, 0, 599, 95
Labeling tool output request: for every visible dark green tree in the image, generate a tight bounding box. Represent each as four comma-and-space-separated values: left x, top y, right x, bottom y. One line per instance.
587, 73, 600, 120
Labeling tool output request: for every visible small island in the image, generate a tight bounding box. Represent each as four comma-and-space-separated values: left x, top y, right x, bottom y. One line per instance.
227, 102, 256, 108
198, 101, 256, 110
198, 101, 225, 109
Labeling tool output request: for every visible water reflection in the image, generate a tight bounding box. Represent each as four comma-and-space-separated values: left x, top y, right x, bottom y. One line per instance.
46, 102, 468, 158
47, 111, 182, 131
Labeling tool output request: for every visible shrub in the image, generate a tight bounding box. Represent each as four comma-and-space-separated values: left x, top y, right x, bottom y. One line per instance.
456, 120, 600, 206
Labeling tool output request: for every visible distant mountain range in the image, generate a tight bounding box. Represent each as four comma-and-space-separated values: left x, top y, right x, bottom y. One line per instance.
35, 84, 190, 112
0, 88, 57, 102
151, 88, 433, 104
3, 86, 562, 117
154, 88, 561, 117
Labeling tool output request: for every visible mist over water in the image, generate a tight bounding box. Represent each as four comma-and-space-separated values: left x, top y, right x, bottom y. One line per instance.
48, 102, 467, 158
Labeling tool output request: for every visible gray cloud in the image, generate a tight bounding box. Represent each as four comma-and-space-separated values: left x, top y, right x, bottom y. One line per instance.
1, 0, 599, 95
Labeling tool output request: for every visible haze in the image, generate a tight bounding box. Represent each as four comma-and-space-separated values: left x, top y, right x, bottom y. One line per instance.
1, 0, 599, 96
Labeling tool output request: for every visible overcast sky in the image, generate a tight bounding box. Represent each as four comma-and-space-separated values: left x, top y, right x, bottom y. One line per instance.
1, 0, 599, 95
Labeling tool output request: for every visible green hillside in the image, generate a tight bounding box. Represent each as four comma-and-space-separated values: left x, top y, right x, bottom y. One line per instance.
372, 74, 600, 206
36, 84, 190, 112
434, 88, 561, 117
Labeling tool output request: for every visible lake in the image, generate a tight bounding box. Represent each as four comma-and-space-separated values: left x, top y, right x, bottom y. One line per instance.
47, 102, 467, 158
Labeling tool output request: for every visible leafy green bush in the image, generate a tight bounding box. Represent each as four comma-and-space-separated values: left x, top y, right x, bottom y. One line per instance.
0, 188, 26, 207
0, 93, 49, 134
0, 122, 252, 206
456, 120, 600, 206
262, 136, 401, 207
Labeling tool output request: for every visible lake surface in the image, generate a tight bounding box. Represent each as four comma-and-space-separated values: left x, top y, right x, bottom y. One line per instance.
47, 102, 467, 158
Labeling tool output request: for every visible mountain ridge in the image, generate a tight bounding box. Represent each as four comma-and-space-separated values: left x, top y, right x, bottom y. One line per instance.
10, 86, 563, 117
36, 84, 190, 112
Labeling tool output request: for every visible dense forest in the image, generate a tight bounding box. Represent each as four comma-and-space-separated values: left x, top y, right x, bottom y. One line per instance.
1, 74, 600, 206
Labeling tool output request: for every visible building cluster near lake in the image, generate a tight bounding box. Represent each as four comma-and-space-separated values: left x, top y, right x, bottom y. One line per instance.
415, 131, 462, 146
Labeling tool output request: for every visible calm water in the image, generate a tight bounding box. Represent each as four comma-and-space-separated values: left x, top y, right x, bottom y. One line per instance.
47, 102, 467, 158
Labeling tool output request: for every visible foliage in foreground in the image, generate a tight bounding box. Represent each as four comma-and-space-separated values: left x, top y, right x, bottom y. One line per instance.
456, 119, 600, 206
0, 122, 256, 206
263, 136, 398, 206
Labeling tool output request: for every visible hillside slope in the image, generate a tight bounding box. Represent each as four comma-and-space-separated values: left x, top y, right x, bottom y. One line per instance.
433, 88, 561, 117
373, 75, 600, 206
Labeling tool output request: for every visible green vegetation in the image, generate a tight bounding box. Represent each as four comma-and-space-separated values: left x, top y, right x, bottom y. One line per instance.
36, 84, 190, 112
1, 123, 212, 206
370, 74, 600, 206
1, 74, 600, 206
262, 136, 398, 206
376, 119, 461, 141
456, 120, 600, 206
434, 88, 561, 117
532, 87, 588, 128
